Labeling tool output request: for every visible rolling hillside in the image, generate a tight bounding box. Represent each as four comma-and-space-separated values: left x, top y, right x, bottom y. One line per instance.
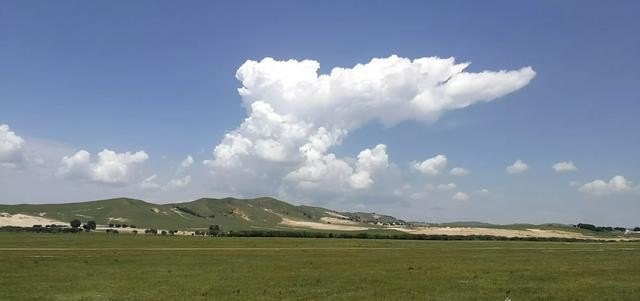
2, 197, 624, 240
0, 197, 399, 231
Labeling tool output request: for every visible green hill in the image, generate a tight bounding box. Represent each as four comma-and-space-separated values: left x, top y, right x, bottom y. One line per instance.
0, 197, 395, 231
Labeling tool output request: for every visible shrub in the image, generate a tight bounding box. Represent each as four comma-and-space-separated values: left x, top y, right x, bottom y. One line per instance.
174, 206, 205, 218
577, 223, 598, 231
69, 219, 81, 229
87, 221, 96, 230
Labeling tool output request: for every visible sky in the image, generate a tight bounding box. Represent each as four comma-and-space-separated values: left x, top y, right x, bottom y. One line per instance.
1, 1, 639, 226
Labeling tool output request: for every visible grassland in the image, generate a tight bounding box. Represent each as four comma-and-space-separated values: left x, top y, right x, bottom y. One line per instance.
1, 233, 639, 300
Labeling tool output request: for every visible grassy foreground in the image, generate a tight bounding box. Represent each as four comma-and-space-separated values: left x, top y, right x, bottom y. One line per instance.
1, 233, 639, 301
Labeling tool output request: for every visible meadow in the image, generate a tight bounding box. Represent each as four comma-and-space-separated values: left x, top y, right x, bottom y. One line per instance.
1, 233, 639, 301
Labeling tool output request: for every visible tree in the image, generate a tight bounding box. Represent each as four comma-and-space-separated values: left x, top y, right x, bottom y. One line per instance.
108, 223, 114, 228
577, 223, 597, 231
208, 225, 221, 237
87, 221, 97, 230
70, 219, 81, 229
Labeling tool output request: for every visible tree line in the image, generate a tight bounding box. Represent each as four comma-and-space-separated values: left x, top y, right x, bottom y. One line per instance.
576, 223, 639, 232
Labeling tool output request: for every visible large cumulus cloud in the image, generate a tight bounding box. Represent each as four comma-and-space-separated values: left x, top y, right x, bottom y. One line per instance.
0, 124, 26, 167
204, 55, 535, 198
58, 149, 149, 184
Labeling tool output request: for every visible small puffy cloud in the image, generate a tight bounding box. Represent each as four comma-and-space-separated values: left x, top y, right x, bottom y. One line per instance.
437, 183, 457, 190
450, 167, 469, 176
166, 175, 192, 189
180, 155, 194, 169
475, 188, 490, 195
412, 155, 447, 176
356, 144, 389, 173
0, 124, 26, 166
58, 149, 149, 184
175, 155, 195, 175
452, 192, 470, 201
552, 161, 577, 172
578, 175, 631, 195
58, 150, 92, 178
349, 144, 389, 189
140, 174, 191, 190
506, 159, 528, 174
140, 174, 161, 190
569, 181, 581, 187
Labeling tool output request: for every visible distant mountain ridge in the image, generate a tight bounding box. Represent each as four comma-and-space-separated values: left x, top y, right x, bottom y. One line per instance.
0, 197, 406, 231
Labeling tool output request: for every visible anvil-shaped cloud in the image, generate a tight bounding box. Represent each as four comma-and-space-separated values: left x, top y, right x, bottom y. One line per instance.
205, 55, 535, 194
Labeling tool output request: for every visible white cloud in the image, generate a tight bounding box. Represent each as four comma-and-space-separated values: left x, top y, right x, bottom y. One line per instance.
286, 143, 389, 190
140, 174, 161, 190
0, 124, 25, 166
356, 144, 389, 173
58, 149, 149, 184
437, 183, 457, 190
175, 155, 195, 176
579, 175, 631, 195
140, 174, 191, 190
412, 155, 448, 176
166, 175, 192, 189
506, 160, 528, 174
204, 55, 534, 198
450, 167, 469, 176
180, 155, 194, 169
452, 192, 470, 201
475, 188, 490, 195
569, 181, 581, 187
285, 153, 354, 190
552, 161, 577, 172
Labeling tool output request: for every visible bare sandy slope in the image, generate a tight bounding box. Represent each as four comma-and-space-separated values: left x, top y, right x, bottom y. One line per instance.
279, 217, 370, 231
320, 217, 361, 225
324, 211, 350, 219
261, 208, 369, 231
0, 212, 65, 227
393, 226, 596, 239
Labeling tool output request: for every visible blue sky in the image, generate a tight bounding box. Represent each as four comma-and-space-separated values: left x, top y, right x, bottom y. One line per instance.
1, 1, 639, 226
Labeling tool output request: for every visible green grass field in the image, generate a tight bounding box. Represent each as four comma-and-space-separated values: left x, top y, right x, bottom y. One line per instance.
1, 233, 639, 301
